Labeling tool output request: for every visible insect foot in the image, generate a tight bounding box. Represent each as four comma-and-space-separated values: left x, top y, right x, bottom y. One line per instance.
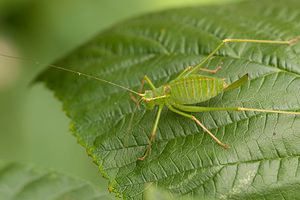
288, 36, 300, 45
129, 93, 139, 104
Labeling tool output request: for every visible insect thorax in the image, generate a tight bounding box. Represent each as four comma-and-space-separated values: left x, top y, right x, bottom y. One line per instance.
143, 86, 170, 110
168, 75, 226, 105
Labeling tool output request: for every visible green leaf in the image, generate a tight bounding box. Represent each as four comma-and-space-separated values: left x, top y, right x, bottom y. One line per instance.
145, 185, 213, 200
38, 0, 300, 199
0, 160, 114, 200
145, 185, 194, 200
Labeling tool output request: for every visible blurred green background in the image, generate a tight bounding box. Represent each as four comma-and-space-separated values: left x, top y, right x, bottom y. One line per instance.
0, 0, 240, 195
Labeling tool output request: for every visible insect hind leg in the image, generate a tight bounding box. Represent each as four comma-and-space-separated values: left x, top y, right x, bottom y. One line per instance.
185, 36, 300, 77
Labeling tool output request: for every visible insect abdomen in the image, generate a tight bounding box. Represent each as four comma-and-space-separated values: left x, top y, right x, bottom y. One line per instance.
167, 75, 225, 105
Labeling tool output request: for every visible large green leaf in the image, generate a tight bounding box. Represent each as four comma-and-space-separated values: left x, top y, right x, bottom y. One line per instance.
145, 185, 195, 200
0, 160, 113, 200
38, 0, 300, 199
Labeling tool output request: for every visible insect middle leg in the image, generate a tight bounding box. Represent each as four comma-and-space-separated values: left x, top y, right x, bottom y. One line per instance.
175, 64, 222, 80
165, 102, 229, 148
188, 64, 222, 74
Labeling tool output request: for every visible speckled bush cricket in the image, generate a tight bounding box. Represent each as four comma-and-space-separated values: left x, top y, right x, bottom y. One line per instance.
1, 36, 300, 160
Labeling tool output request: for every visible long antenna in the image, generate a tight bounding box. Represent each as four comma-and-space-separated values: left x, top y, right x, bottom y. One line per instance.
0, 53, 143, 96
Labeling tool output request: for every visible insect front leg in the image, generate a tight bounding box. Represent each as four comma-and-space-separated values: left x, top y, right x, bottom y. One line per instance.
138, 104, 164, 160
127, 75, 157, 148
130, 75, 156, 104
165, 102, 229, 149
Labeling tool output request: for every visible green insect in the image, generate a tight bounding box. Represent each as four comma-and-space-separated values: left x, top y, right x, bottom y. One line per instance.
2, 36, 300, 160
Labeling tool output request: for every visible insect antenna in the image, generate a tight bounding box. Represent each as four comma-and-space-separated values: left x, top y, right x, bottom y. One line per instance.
0, 53, 144, 96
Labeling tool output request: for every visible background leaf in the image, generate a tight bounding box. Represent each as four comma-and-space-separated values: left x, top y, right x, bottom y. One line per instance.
0, 160, 114, 200
39, 0, 300, 199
